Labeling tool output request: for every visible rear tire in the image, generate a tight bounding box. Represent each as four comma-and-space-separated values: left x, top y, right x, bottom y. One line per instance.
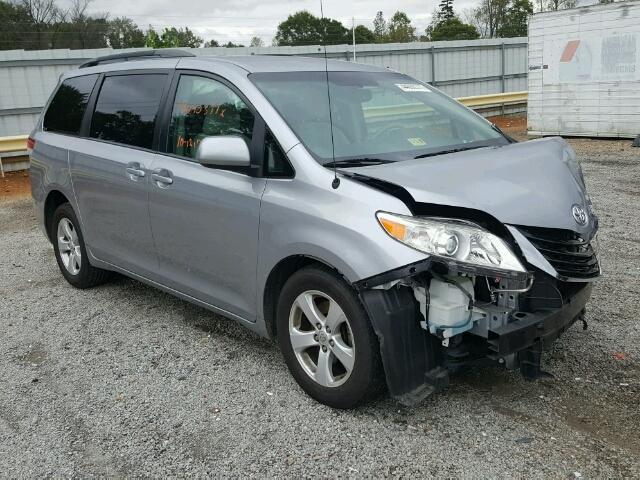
51, 203, 111, 288
277, 265, 384, 408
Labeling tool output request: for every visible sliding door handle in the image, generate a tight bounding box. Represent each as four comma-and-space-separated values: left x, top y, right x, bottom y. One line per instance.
126, 167, 146, 177
151, 170, 173, 186
126, 162, 146, 180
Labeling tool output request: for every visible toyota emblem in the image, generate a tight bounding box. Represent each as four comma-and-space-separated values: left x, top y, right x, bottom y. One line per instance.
572, 204, 588, 226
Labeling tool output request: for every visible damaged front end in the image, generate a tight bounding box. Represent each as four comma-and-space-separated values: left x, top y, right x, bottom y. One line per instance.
342, 137, 600, 405
355, 219, 598, 407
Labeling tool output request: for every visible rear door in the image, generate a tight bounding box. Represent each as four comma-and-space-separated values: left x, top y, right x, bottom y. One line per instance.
147, 72, 266, 320
69, 71, 171, 277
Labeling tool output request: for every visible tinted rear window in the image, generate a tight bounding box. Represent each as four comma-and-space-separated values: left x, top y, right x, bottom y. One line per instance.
90, 74, 166, 149
43, 74, 97, 135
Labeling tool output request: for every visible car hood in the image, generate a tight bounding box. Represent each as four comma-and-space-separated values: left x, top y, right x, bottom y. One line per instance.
345, 137, 596, 236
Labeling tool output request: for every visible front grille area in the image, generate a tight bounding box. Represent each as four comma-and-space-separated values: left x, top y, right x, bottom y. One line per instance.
519, 226, 600, 280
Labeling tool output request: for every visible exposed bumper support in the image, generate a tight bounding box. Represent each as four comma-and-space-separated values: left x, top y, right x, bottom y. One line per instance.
488, 282, 592, 370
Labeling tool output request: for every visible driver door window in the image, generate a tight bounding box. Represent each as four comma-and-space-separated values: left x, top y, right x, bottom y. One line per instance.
167, 75, 254, 160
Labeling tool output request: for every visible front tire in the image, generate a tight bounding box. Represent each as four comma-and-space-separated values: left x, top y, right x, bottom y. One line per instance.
277, 266, 384, 408
51, 203, 111, 288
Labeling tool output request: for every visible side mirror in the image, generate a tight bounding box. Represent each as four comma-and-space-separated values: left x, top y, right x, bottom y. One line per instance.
196, 136, 251, 168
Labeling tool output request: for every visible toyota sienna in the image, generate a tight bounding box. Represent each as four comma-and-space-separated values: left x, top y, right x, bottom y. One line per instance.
30, 50, 600, 408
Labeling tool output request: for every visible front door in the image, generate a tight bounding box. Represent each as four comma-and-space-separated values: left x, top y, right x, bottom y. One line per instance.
70, 73, 170, 277
148, 74, 265, 321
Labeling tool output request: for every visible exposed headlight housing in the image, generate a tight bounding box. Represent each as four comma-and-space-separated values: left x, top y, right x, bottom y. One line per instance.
377, 212, 526, 273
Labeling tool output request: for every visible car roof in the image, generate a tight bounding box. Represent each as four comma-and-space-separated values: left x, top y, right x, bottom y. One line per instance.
64, 54, 390, 79
183, 55, 388, 73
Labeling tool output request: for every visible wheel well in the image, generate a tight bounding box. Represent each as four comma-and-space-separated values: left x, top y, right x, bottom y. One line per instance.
263, 256, 341, 339
44, 190, 70, 242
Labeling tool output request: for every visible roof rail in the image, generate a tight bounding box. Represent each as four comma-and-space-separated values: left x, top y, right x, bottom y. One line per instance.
79, 49, 196, 69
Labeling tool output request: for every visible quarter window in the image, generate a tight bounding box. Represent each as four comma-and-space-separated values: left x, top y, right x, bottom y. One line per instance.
264, 130, 294, 177
90, 74, 166, 149
167, 75, 254, 160
43, 74, 97, 135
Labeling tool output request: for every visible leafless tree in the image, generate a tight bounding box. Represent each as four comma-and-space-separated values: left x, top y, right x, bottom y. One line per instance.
462, 7, 490, 37
546, 0, 576, 10
18, 0, 61, 48
464, 0, 509, 38
20, 0, 59, 25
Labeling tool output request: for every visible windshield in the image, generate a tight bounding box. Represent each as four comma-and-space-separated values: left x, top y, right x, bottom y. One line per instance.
250, 71, 508, 164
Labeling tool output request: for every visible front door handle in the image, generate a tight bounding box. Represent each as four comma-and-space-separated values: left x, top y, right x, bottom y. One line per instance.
151, 169, 173, 187
126, 162, 145, 180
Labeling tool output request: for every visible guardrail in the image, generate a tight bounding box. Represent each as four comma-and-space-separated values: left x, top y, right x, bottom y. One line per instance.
0, 134, 29, 177
0, 91, 528, 175
458, 91, 528, 109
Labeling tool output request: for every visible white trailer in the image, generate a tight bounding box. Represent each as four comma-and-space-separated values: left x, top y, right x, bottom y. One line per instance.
527, 1, 640, 138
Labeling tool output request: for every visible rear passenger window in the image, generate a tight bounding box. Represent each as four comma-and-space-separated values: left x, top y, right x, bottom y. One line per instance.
167, 75, 254, 160
90, 74, 166, 149
43, 74, 97, 135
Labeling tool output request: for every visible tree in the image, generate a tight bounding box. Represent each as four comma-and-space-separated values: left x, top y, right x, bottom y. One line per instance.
146, 26, 202, 48
354, 24, 375, 44
426, 0, 480, 41
462, 7, 489, 37
249, 36, 264, 47
224, 41, 244, 48
372, 11, 387, 42
107, 17, 145, 48
320, 16, 349, 44
204, 39, 219, 47
428, 17, 480, 40
497, 0, 533, 37
438, 0, 456, 21
546, 0, 576, 10
53, 16, 109, 49
19, 0, 61, 48
466, 0, 509, 38
387, 11, 417, 43
274, 10, 348, 46
0, 1, 33, 50
58, 0, 109, 49
144, 26, 161, 48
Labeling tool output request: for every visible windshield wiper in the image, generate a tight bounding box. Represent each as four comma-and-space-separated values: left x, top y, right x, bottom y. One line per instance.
326, 158, 395, 168
413, 145, 488, 159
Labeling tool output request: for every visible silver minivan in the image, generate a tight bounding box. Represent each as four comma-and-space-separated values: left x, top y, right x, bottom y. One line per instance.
30, 50, 599, 408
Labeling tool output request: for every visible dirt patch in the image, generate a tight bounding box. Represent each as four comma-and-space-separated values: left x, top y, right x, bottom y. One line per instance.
558, 392, 640, 457
487, 114, 527, 134
1, 170, 31, 201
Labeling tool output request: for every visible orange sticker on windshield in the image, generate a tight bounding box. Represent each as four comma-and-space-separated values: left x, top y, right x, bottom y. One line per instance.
407, 137, 426, 146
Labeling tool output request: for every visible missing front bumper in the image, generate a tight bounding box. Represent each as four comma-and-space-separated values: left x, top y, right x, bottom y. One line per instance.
357, 262, 593, 406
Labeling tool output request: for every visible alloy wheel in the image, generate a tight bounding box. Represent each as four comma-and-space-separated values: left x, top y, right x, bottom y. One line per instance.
57, 217, 81, 275
288, 290, 355, 388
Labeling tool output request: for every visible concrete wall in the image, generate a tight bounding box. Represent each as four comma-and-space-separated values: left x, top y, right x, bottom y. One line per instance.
0, 38, 528, 137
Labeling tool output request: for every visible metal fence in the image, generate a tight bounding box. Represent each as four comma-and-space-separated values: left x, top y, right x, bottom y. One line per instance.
0, 38, 528, 137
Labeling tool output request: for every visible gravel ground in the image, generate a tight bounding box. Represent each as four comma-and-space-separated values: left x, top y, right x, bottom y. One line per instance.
1, 135, 639, 478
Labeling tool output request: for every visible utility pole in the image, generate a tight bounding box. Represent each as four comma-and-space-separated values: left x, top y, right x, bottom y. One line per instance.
352, 17, 356, 62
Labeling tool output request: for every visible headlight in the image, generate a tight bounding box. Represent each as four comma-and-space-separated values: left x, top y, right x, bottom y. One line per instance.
377, 212, 526, 273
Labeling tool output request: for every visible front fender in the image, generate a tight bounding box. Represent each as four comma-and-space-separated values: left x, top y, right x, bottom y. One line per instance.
256, 157, 428, 322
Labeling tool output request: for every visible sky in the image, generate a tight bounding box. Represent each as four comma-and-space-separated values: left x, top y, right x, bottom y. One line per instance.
74, 0, 479, 46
